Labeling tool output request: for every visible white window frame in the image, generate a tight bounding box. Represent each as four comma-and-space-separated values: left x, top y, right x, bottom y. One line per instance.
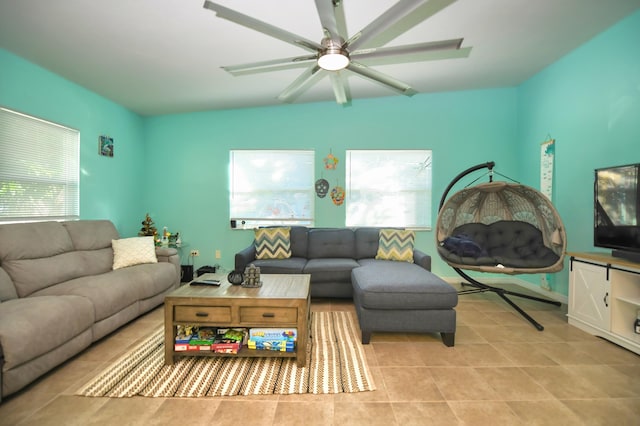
229, 150, 315, 229
346, 149, 432, 229
0, 107, 80, 224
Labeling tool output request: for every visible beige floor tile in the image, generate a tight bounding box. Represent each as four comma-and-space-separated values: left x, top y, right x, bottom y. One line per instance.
475, 367, 554, 400
146, 398, 220, 425
490, 342, 559, 366
415, 342, 470, 367
520, 366, 609, 399
428, 367, 500, 401
564, 364, 640, 398
16, 395, 109, 426
379, 367, 444, 402
534, 342, 601, 365
273, 401, 334, 426
560, 398, 640, 425
454, 343, 515, 366
211, 400, 278, 426
372, 342, 427, 366
333, 366, 389, 402
454, 325, 488, 344
391, 402, 461, 425
447, 401, 523, 425
333, 402, 398, 426
506, 400, 584, 425
569, 340, 640, 365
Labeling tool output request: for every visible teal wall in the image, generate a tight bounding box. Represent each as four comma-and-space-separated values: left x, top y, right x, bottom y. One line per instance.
143, 89, 518, 273
517, 10, 640, 295
2, 9, 639, 295
0, 49, 146, 236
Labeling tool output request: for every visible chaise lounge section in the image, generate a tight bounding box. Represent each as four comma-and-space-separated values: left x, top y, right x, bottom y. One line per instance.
235, 226, 458, 346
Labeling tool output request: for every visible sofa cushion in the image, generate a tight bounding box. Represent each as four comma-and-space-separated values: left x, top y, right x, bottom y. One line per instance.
375, 229, 415, 263
307, 228, 355, 258
352, 260, 457, 310
64, 220, 119, 250
112, 236, 158, 270
254, 227, 292, 260
354, 227, 383, 259
31, 269, 145, 322
303, 258, 360, 283
0, 295, 94, 370
0, 221, 73, 261
250, 257, 307, 274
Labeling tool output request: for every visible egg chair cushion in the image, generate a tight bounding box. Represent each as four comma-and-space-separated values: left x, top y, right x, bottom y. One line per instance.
438, 221, 560, 269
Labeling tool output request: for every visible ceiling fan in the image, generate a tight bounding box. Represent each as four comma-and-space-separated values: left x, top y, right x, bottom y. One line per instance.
203, 0, 471, 105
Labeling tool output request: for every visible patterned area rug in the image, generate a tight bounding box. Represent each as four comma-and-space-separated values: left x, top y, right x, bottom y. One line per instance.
77, 311, 375, 397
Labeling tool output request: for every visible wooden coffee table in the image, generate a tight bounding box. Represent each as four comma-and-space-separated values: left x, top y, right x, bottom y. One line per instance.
164, 273, 310, 367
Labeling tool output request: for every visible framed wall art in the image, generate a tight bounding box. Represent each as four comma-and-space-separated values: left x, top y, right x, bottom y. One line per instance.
99, 135, 114, 157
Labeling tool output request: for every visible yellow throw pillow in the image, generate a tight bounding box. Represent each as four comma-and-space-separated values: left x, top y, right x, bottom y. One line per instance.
112, 236, 158, 270
254, 227, 292, 260
375, 229, 415, 263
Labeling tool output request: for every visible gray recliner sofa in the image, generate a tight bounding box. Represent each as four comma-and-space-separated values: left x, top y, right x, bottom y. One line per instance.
236, 227, 458, 346
0, 220, 180, 401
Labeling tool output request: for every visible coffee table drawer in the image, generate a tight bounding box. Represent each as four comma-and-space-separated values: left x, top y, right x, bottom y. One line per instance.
174, 306, 232, 323
240, 307, 297, 324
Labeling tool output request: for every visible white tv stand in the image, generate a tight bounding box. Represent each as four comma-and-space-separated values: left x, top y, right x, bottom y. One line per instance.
568, 252, 640, 355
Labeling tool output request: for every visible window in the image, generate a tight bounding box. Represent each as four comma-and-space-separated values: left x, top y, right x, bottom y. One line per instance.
0, 108, 80, 223
229, 150, 314, 228
346, 150, 432, 229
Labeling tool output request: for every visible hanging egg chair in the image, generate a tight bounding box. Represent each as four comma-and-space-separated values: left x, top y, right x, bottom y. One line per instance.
436, 162, 566, 330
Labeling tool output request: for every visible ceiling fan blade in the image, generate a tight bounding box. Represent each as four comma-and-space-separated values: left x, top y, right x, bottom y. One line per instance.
278, 66, 327, 103
315, 0, 348, 41
329, 72, 352, 105
223, 55, 317, 76
203, 1, 322, 52
352, 39, 471, 66
347, 62, 417, 97
348, 0, 456, 51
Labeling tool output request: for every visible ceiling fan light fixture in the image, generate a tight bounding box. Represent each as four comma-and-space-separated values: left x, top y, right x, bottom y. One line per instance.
317, 38, 350, 71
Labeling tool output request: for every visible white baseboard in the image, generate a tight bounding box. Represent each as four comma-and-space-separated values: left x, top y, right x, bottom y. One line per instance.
442, 275, 568, 305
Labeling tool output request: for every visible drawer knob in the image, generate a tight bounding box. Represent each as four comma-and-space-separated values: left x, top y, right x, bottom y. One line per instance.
262, 312, 275, 318
196, 312, 209, 317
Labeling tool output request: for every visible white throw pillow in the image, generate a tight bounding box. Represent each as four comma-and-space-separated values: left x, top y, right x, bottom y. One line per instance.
112, 236, 158, 270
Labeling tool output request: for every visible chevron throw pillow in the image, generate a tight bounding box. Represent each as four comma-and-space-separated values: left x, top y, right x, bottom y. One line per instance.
375, 229, 415, 263
254, 227, 292, 260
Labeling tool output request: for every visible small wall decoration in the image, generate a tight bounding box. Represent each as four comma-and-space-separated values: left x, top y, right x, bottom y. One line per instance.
315, 178, 329, 198
330, 185, 345, 206
99, 135, 114, 157
323, 150, 339, 170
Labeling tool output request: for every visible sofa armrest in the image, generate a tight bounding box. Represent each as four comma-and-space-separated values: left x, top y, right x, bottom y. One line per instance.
155, 247, 180, 277
413, 249, 432, 271
235, 245, 256, 272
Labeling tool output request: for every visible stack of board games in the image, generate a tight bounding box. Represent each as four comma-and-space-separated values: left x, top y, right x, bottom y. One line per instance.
174, 326, 247, 353
247, 328, 297, 352
211, 328, 247, 354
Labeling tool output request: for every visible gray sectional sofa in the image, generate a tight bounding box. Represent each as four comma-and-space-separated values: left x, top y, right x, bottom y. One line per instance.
0, 220, 180, 401
235, 227, 458, 346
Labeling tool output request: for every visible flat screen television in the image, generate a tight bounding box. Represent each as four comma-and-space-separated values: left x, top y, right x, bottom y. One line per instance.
594, 163, 640, 263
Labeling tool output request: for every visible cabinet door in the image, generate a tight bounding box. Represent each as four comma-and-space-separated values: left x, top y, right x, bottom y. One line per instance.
569, 261, 611, 331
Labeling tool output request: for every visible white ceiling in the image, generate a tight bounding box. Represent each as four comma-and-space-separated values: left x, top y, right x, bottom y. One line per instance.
1, 0, 639, 116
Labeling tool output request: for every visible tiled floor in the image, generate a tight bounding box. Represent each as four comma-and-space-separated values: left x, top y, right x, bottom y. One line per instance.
1, 282, 639, 425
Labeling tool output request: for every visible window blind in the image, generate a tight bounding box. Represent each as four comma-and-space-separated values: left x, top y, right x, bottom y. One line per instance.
346, 149, 432, 229
229, 150, 314, 228
0, 107, 80, 223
